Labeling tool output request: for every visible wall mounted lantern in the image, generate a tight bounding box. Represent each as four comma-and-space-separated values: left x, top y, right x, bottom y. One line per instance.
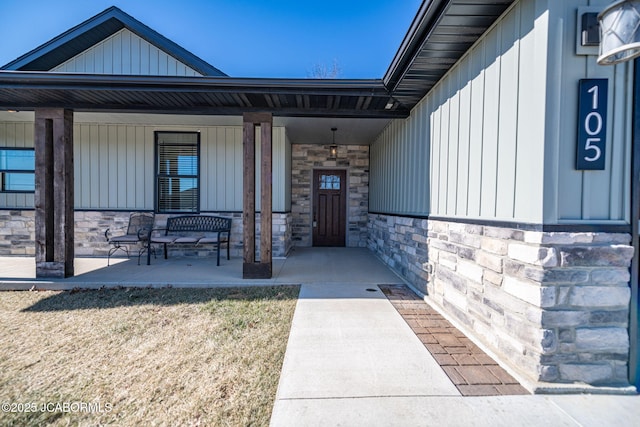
598, 0, 640, 65
329, 127, 338, 159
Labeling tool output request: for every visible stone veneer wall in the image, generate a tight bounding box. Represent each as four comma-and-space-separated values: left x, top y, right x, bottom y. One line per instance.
0, 210, 35, 255
291, 144, 369, 247
1, 210, 291, 258
368, 213, 634, 389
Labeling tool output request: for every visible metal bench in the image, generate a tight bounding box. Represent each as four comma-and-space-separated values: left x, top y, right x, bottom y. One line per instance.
146, 215, 232, 266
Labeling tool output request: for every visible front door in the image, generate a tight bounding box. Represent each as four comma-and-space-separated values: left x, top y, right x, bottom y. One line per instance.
312, 169, 346, 246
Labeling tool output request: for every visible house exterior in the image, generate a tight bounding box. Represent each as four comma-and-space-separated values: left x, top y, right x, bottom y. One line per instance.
1, 0, 638, 392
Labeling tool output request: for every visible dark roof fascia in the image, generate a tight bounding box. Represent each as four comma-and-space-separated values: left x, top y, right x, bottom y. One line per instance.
383, 0, 449, 92
0, 71, 386, 94
1, 6, 226, 77
0, 71, 406, 118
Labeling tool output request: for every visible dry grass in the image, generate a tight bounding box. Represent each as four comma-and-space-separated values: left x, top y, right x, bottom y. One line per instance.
0, 285, 299, 426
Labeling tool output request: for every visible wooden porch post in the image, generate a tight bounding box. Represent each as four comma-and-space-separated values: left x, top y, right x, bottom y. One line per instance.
34, 109, 74, 278
243, 112, 273, 279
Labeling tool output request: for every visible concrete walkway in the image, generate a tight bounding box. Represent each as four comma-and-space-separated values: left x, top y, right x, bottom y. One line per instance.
271, 282, 640, 427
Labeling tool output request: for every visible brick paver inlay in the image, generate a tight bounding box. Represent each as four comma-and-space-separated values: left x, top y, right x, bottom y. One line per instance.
379, 284, 529, 396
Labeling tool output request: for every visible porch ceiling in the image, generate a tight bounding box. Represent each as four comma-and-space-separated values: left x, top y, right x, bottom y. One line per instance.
0, 72, 408, 119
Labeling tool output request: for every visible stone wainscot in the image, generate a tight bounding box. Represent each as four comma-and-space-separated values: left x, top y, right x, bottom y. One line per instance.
1, 210, 292, 259
369, 213, 634, 391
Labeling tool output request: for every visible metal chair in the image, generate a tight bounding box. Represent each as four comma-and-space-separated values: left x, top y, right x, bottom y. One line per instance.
105, 212, 155, 265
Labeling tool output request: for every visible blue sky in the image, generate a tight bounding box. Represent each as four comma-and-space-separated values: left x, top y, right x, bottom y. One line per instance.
0, 0, 422, 78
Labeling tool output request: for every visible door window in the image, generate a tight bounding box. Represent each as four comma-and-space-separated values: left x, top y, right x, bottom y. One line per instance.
319, 174, 340, 190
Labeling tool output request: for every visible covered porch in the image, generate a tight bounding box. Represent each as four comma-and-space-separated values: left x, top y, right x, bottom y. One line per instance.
0, 73, 402, 280
0, 247, 403, 290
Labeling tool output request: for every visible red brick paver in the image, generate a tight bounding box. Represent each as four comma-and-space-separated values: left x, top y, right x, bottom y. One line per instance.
379, 284, 529, 396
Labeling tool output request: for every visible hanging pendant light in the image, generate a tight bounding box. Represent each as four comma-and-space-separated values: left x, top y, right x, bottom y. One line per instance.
329, 127, 338, 159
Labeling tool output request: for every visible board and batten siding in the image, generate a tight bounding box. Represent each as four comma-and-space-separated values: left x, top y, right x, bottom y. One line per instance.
0, 121, 35, 208
369, 102, 430, 215
74, 123, 289, 212
50, 28, 202, 76
427, 0, 549, 223
547, 0, 632, 224
371, 0, 632, 225
371, 0, 547, 222
0, 117, 288, 212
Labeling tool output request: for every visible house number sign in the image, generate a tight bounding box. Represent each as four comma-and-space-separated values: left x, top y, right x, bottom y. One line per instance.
576, 79, 608, 170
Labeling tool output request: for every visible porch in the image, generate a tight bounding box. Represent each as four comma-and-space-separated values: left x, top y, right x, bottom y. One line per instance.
0, 247, 402, 290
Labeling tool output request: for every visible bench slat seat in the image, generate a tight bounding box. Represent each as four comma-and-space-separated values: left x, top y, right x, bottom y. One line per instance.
174, 236, 202, 243
151, 236, 176, 244
147, 215, 231, 266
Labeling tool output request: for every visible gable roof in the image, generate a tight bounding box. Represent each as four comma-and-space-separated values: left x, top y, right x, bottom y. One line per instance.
0, 6, 226, 76
0, 1, 516, 119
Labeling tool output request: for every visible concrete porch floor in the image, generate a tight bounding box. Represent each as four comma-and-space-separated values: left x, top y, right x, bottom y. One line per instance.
0, 247, 402, 290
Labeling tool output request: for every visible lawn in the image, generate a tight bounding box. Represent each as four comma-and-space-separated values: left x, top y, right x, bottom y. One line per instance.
0, 285, 299, 426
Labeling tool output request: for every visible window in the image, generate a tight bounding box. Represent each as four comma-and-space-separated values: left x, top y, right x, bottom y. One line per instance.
319, 174, 341, 190
0, 148, 35, 192
155, 132, 199, 213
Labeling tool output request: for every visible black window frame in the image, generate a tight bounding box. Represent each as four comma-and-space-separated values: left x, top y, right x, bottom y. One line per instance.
154, 131, 201, 214
0, 147, 35, 193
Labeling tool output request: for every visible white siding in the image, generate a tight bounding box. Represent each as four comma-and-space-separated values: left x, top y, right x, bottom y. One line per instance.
0, 116, 288, 212
50, 28, 202, 76
74, 123, 153, 210
200, 126, 244, 211
429, 0, 548, 222
369, 101, 430, 215
371, 0, 547, 221
371, 0, 632, 225
72, 120, 288, 211
0, 122, 35, 208
547, 0, 632, 224
284, 130, 292, 211
272, 127, 290, 212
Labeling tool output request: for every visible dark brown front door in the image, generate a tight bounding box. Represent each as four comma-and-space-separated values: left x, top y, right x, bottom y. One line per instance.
313, 169, 346, 246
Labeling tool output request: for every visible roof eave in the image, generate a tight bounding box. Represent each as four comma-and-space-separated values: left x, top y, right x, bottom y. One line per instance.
383, 0, 516, 109
383, 0, 449, 92
0, 71, 407, 119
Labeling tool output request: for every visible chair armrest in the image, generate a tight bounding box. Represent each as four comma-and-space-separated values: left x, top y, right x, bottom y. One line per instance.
137, 227, 152, 240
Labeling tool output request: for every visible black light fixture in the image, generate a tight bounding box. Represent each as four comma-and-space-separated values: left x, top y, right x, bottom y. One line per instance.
598, 0, 640, 65
329, 127, 338, 159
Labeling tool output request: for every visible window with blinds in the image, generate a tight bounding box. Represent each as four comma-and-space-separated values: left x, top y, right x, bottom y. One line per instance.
155, 132, 200, 213
0, 148, 35, 192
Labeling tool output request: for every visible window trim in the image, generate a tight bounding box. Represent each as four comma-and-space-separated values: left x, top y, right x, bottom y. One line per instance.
154, 131, 201, 214
0, 147, 35, 193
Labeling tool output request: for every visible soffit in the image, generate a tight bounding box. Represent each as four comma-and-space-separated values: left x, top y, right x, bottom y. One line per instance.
384, 0, 516, 108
